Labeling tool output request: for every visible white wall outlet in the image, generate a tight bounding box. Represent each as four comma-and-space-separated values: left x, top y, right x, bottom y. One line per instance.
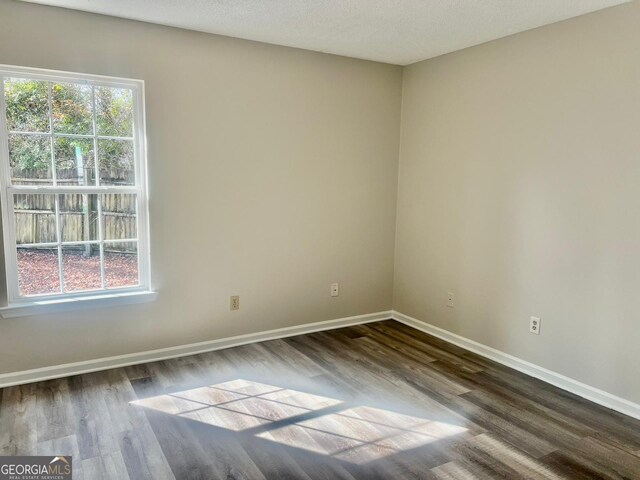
446, 292, 455, 307
530, 316, 541, 335
230, 295, 240, 311
331, 283, 339, 297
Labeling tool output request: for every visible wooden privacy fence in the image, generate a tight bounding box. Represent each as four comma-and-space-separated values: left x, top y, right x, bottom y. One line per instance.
12, 169, 136, 252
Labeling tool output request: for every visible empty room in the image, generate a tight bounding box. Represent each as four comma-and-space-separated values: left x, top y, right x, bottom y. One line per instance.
0, 0, 639, 478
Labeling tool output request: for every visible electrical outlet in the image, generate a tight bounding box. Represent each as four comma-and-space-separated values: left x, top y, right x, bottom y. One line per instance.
530, 316, 541, 335
446, 292, 455, 307
230, 295, 240, 311
331, 283, 339, 297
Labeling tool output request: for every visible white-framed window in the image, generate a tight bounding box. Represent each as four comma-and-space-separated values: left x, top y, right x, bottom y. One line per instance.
0, 65, 151, 307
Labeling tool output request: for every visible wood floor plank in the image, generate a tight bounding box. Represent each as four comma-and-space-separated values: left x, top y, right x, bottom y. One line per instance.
82, 452, 131, 480
359, 326, 438, 365
2, 319, 640, 479
459, 389, 584, 449
35, 377, 75, 443
368, 322, 485, 373
475, 366, 640, 452
432, 364, 599, 441
431, 460, 481, 480
470, 433, 562, 479
0, 383, 37, 456
253, 339, 328, 378
37, 434, 83, 480
67, 373, 122, 460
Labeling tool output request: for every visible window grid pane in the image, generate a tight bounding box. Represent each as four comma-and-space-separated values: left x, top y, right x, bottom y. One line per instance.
8, 133, 53, 185
54, 137, 96, 186
4, 78, 49, 133
102, 193, 137, 241
17, 246, 61, 296
13, 194, 57, 244
48, 82, 57, 190
98, 138, 135, 186
54, 193, 63, 294
52, 82, 94, 136
9, 192, 142, 296
2, 71, 146, 300
104, 241, 139, 289
92, 85, 100, 188
61, 243, 102, 293
59, 193, 99, 242
97, 194, 106, 289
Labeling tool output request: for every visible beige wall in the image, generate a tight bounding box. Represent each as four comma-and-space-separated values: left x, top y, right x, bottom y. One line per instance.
0, 0, 402, 373
394, 2, 640, 403
2, 0, 638, 407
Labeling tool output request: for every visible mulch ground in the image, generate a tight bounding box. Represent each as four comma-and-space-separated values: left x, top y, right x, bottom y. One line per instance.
18, 249, 138, 295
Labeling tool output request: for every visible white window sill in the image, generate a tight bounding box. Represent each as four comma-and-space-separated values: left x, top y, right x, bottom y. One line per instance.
0, 290, 158, 318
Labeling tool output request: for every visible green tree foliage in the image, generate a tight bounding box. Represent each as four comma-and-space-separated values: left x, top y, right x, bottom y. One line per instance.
52, 82, 93, 135
96, 86, 133, 137
4, 78, 49, 132
4, 79, 134, 182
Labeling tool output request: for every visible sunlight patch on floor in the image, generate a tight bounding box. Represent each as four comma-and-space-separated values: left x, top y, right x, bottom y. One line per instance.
131, 379, 467, 463
258, 405, 467, 463
131, 379, 342, 432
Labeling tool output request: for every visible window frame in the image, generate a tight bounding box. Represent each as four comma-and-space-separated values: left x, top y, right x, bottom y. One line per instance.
0, 64, 151, 305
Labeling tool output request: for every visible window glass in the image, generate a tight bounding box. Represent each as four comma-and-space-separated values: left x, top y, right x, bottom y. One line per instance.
1, 69, 149, 301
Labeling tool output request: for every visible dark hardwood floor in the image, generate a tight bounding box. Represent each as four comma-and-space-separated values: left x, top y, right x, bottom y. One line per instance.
2, 320, 640, 479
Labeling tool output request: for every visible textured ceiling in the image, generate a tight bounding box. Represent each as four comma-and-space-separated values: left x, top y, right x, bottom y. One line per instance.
22, 0, 629, 65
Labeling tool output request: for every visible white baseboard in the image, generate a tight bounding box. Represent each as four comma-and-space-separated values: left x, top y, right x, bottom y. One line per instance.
392, 310, 640, 421
0, 310, 392, 388
3, 308, 638, 422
